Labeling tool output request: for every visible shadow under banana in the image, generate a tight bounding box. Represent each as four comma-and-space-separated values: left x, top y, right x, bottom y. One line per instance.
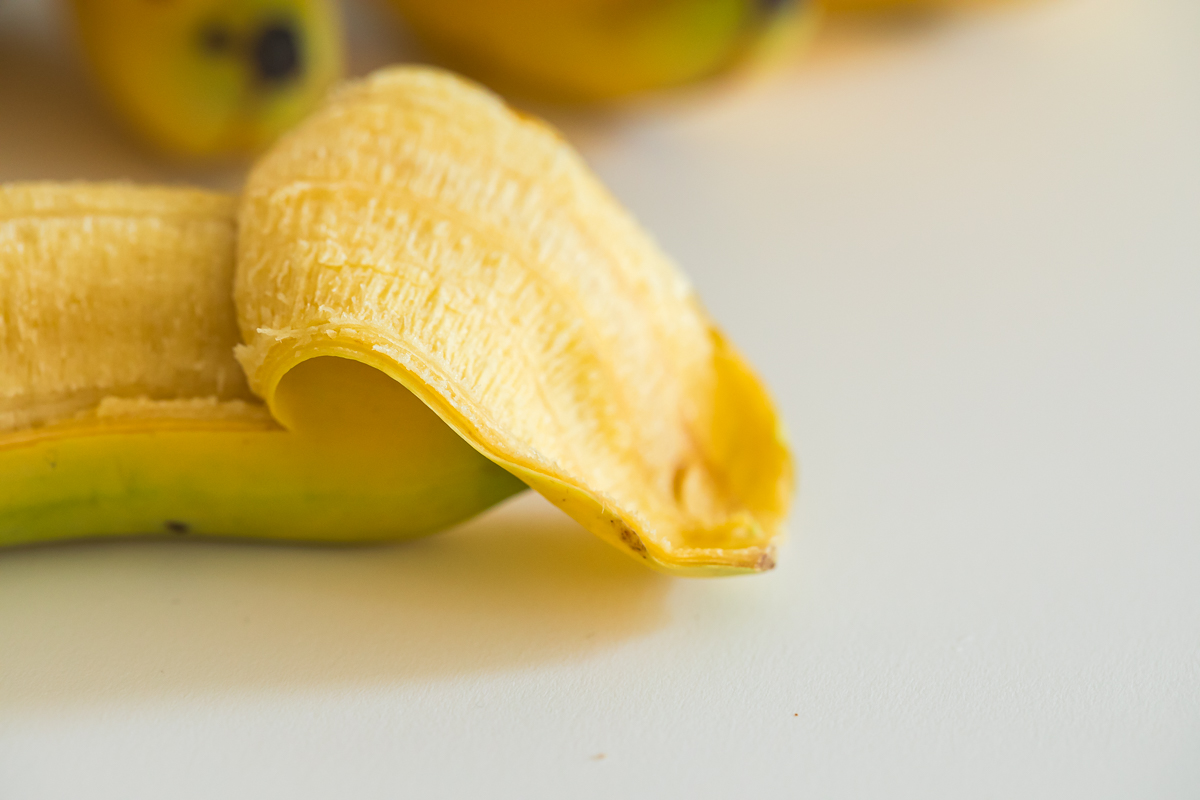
0, 492, 671, 712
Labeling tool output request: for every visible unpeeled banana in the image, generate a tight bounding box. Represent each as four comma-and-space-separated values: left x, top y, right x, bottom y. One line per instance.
388, 0, 819, 101
2, 67, 792, 574
822, 0, 1013, 12
386, 0, 1026, 103
69, 0, 343, 157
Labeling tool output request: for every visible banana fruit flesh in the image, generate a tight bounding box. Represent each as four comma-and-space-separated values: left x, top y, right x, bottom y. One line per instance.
388, 0, 818, 101
236, 67, 793, 574
69, 0, 343, 157
1, 67, 792, 575
0, 183, 524, 547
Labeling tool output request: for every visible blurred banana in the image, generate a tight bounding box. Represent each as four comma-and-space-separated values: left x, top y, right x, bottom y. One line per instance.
387, 0, 819, 101
68, 0, 343, 157
821, 0, 1017, 13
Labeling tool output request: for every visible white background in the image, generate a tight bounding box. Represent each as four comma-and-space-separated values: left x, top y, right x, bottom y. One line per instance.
2, 0, 1198, 797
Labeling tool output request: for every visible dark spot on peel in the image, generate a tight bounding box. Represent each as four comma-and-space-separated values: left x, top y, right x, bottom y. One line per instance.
198, 22, 235, 55
164, 520, 190, 535
252, 21, 303, 83
616, 523, 648, 557
756, 550, 776, 571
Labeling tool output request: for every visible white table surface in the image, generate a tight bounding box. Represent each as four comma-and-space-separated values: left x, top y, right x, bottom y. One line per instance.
1, 0, 1197, 797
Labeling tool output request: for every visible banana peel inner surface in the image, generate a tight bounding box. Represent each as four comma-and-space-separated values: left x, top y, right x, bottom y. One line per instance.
235, 67, 794, 575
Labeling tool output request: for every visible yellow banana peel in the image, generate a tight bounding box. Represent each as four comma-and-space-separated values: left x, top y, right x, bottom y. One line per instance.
236, 67, 793, 573
1, 67, 793, 575
69, 0, 344, 157
388, 0, 820, 101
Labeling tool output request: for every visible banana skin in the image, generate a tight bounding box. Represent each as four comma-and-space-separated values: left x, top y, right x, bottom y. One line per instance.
821, 0, 1025, 14
388, 0, 820, 101
68, 0, 343, 157
235, 68, 793, 573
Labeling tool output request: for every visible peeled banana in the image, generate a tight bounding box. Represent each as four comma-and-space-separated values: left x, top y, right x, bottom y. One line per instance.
69, 0, 343, 157
1, 67, 792, 575
0, 183, 524, 547
387, 0, 819, 101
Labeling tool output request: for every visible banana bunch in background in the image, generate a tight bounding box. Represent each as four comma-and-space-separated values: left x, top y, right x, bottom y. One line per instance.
52, 0, 1013, 157
2, 67, 792, 575
59, 0, 1008, 157
68, 0, 343, 157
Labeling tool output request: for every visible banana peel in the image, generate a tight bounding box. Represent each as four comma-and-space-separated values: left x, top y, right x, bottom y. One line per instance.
69, 0, 344, 157
236, 67, 793, 574
1, 67, 793, 575
387, 0, 820, 102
